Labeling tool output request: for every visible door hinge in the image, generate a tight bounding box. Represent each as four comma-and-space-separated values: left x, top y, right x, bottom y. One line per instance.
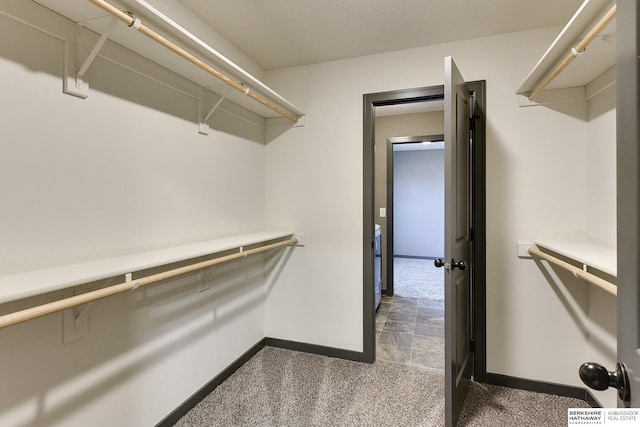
469, 90, 477, 132
470, 338, 476, 353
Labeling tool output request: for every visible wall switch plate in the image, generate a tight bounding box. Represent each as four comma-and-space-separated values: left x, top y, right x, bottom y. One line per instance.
517, 242, 534, 258
380, 208, 386, 218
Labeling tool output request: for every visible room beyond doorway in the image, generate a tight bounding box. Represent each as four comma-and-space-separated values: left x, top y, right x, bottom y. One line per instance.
385, 133, 445, 296
376, 131, 447, 369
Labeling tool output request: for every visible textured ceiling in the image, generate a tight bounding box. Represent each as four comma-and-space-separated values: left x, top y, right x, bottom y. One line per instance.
177, 0, 585, 70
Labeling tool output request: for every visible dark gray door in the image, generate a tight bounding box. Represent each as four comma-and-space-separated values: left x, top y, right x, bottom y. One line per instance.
444, 56, 472, 426
616, 0, 640, 407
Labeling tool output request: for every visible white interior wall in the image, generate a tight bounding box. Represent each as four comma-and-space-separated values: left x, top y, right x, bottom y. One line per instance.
394, 149, 445, 258
585, 84, 617, 407
586, 85, 617, 249
264, 26, 596, 391
0, 4, 270, 426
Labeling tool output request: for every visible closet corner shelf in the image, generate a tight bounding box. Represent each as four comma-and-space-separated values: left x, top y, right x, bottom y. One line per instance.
533, 239, 616, 277
0, 230, 295, 306
517, 0, 617, 105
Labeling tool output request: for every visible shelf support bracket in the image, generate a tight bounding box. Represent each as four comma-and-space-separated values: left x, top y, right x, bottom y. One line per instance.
63, 18, 118, 99
62, 288, 91, 344
198, 88, 231, 135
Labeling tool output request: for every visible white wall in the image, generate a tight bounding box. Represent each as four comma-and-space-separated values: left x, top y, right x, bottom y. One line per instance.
0, 3, 271, 426
264, 26, 600, 393
394, 149, 445, 258
585, 84, 617, 407
587, 85, 617, 249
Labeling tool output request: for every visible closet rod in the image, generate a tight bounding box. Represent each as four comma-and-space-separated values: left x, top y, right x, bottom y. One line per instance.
528, 4, 616, 101
0, 237, 297, 330
85, 0, 299, 122
131, 0, 301, 118
528, 246, 617, 296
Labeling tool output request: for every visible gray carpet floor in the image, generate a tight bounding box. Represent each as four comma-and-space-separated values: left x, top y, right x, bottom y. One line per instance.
174, 347, 589, 426
394, 257, 444, 300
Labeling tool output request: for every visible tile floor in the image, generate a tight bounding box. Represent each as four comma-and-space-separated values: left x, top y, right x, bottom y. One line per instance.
375, 295, 445, 370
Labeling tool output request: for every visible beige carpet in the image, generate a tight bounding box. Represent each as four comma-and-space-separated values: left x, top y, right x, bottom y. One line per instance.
173, 347, 589, 426
394, 257, 444, 300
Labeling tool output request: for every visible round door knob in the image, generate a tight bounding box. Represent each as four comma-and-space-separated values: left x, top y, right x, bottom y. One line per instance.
434, 258, 445, 268
579, 362, 611, 390
579, 362, 630, 402
452, 260, 467, 271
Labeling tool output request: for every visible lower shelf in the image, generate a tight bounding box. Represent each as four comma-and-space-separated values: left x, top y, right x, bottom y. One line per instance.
534, 240, 616, 276
529, 240, 616, 296
0, 230, 295, 305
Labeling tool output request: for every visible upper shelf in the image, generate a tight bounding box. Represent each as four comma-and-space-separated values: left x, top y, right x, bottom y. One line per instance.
32, 0, 304, 122
517, 0, 617, 104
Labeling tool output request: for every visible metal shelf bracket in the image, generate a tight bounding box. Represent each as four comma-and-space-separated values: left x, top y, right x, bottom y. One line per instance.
63, 18, 118, 99
62, 288, 91, 344
198, 88, 231, 135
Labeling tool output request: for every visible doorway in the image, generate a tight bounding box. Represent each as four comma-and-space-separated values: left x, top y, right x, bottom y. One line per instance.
386, 133, 445, 298
361, 83, 486, 383
384, 135, 445, 372
371, 87, 447, 366
376, 131, 447, 369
